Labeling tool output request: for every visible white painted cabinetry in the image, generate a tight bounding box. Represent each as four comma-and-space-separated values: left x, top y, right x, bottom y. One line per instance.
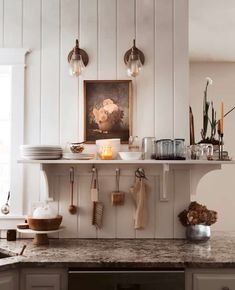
20, 268, 67, 290
186, 269, 235, 290
0, 270, 19, 290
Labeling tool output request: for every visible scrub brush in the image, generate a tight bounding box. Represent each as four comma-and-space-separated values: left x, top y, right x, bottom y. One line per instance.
91, 167, 104, 229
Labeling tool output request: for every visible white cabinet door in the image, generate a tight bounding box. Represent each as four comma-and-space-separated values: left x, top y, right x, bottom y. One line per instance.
0, 270, 19, 290
193, 273, 235, 290
20, 268, 67, 290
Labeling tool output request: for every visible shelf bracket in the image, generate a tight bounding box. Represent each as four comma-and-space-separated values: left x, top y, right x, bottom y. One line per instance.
160, 163, 170, 202
40, 164, 53, 202
190, 164, 221, 196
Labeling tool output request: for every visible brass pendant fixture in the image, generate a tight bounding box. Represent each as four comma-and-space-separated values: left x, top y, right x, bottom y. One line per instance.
67, 39, 89, 77
124, 39, 145, 77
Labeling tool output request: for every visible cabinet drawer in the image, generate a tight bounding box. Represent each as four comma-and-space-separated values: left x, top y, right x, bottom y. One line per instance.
193, 273, 235, 290
0, 270, 19, 290
20, 268, 67, 290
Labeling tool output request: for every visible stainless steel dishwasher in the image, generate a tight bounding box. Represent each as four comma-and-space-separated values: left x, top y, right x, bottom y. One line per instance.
68, 269, 185, 290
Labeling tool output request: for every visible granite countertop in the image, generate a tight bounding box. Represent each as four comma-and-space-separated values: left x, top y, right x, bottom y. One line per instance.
1, 232, 235, 271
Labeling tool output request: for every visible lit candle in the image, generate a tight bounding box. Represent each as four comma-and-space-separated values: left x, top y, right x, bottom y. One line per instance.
221, 101, 224, 134
101, 146, 113, 160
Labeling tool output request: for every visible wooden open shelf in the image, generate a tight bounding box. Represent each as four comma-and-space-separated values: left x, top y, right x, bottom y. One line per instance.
18, 159, 235, 165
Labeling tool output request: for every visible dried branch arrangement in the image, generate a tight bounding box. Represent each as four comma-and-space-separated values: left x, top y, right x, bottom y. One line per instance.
178, 201, 217, 226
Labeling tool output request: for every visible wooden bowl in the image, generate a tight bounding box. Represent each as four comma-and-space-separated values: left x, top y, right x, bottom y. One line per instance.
27, 215, 62, 231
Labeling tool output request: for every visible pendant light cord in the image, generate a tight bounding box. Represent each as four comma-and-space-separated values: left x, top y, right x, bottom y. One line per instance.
134, 0, 136, 40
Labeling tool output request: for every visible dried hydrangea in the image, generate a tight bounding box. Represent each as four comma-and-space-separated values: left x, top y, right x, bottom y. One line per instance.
178, 201, 217, 226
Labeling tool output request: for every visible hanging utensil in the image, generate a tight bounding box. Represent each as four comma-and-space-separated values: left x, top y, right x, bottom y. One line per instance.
68, 167, 77, 214
130, 169, 148, 229
1, 191, 10, 215
91, 167, 104, 229
91, 167, 98, 202
111, 168, 125, 206
135, 168, 148, 180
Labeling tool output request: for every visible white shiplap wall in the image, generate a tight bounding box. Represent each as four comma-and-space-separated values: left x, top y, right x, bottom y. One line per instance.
0, 0, 189, 238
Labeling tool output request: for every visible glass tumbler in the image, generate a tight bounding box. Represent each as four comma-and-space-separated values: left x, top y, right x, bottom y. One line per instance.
155, 139, 173, 159
174, 139, 186, 160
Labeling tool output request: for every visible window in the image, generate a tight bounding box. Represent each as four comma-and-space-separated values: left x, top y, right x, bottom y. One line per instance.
0, 66, 12, 207
0, 49, 28, 222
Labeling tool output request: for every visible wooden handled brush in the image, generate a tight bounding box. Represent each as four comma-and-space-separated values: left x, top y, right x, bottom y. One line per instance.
91, 167, 104, 229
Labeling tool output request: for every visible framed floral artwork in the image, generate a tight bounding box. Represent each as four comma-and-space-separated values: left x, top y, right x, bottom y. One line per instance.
84, 80, 132, 143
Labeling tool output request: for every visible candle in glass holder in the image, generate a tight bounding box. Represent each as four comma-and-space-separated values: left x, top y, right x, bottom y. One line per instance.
100, 146, 113, 160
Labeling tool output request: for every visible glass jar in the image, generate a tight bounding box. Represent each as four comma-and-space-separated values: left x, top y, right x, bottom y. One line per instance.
100, 146, 113, 160
174, 138, 185, 160
155, 139, 173, 160
142, 137, 156, 159
128, 136, 140, 152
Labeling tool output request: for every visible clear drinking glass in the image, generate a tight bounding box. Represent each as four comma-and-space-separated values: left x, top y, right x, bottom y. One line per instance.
174, 139, 185, 160
129, 136, 140, 152
155, 139, 173, 159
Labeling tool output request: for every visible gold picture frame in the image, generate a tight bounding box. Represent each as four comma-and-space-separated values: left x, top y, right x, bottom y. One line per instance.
84, 80, 132, 144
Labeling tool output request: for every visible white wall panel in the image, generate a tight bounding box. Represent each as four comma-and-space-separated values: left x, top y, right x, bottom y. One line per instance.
155, 0, 174, 139
155, 171, 174, 238
117, 0, 135, 79
3, 0, 22, 47
80, 0, 98, 79
23, 0, 41, 213
98, 0, 117, 79
0, 0, 4, 47
79, 0, 98, 140
173, 0, 189, 141
41, 0, 60, 144
60, 0, 79, 146
116, 0, 138, 136
23, 0, 41, 145
136, 0, 155, 139
173, 169, 191, 238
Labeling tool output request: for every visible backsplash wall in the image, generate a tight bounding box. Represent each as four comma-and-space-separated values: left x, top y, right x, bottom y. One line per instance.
0, 0, 188, 237
38, 164, 191, 239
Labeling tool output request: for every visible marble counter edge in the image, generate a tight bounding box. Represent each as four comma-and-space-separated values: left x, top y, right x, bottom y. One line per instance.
1, 236, 235, 271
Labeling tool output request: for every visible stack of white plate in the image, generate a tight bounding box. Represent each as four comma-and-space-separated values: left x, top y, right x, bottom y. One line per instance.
63, 152, 95, 160
20, 145, 62, 160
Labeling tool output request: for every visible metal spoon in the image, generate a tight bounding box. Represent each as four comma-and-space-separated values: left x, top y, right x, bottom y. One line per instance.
1, 191, 10, 215
68, 167, 77, 215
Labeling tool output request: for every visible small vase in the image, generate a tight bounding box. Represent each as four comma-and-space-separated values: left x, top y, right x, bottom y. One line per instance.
186, 225, 211, 242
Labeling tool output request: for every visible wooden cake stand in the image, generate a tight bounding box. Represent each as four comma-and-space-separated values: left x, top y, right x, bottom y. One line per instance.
17, 227, 65, 245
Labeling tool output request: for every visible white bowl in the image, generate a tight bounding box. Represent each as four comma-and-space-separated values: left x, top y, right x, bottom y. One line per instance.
33, 205, 57, 219
118, 152, 142, 160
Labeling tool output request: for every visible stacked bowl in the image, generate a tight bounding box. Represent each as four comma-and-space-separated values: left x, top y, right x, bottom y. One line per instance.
20, 145, 62, 160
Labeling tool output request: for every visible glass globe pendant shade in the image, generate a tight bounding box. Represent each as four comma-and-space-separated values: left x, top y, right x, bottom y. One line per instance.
69, 54, 85, 77
67, 39, 89, 77
124, 39, 145, 78
126, 51, 142, 77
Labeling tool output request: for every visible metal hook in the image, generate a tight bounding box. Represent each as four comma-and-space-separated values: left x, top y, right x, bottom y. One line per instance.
135, 168, 148, 180
6, 191, 10, 204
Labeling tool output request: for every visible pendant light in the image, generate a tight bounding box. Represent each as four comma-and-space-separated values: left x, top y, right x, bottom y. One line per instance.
124, 39, 145, 77
67, 39, 89, 77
